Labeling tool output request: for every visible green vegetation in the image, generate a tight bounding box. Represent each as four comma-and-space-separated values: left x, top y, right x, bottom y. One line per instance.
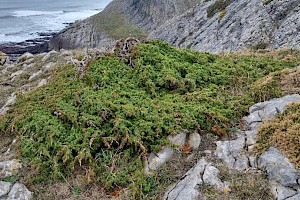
219, 10, 227, 21
94, 12, 146, 39
255, 103, 300, 168
207, 0, 233, 18
263, 0, 273, 6
250, 66, 300, 102
0, 41, 298, 198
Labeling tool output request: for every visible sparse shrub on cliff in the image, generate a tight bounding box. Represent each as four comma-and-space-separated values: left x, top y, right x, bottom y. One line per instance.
207, 0, 233, 18
0, 41, 298, 198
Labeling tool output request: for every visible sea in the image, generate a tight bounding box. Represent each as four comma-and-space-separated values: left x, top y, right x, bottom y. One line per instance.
0, 0, 112, 44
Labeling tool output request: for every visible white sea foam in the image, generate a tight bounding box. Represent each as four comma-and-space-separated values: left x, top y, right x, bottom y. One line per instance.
0, 0, 111, 43
12, 10, 64, 17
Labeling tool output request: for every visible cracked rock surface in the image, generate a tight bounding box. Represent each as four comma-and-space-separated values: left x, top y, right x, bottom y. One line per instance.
215, 95, 300, 200
164, 158, 230, 200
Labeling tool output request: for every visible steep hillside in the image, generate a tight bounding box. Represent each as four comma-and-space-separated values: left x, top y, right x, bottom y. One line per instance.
49, 0, 202, 50
149, 0, 300, 52
50, 0, 300, 52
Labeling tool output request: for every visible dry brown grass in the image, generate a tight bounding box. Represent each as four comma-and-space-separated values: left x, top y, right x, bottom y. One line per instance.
222, 48, 300, 63
249, 67, 300, 102
255, 103, 300, 168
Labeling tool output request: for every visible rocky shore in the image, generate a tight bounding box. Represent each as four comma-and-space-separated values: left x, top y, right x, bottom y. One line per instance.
0, 32, 55, 61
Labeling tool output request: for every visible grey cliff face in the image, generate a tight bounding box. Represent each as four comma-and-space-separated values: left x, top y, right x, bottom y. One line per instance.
49, 0, 201, 50
49, 0, 300, 52
149, 0, 300, 52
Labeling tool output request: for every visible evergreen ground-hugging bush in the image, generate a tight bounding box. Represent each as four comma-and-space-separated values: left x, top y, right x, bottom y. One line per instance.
0, 40, 298, 198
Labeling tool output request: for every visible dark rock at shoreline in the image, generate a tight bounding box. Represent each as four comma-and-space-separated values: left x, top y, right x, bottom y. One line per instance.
0, 33, 55, 61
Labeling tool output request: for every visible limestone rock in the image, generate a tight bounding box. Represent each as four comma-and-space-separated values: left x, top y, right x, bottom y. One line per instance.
149, 0, 300, 53
270, 181, 298, 200
28, 70, 42, 81
244, 94, 300, 127
0, 160, 22, 179
0, 53, 9, 66
258, 147, 298, 187
10, 71, 23, 79
37, 79, 47, 88
167, 131, 186, 148
215, 136, 249, 171
17, 53, 33, 62
286, 193, 300, 200
163, 159, 208, 200
188, 132, 201, 150
42, 50, 57, 62
43, 62, 54, 72
203, 164, 231, 192
49, 0, 201, 50
146, 147, 174, 171
7, 183, 32, 200
0, 181, 12, 198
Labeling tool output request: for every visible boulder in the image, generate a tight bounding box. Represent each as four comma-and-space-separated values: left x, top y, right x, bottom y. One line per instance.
244, 94, 300, 127
258, 147, 298, 187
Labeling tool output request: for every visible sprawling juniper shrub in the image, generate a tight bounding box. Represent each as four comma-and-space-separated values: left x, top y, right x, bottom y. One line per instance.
0, 40, 297, 198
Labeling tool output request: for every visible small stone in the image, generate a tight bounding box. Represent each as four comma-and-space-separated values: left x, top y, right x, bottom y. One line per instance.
2, 93, 16, 108
7, 183, 32, 200
60, 49, 73, 57
167, 131, 186, 148
10, 70, 23, 79
0, 181, 12, 198
203, 164, 231, 192
37, 79, 47, 88
24, 58, 34, 65
42, 50, 57, 62
188, 132, 201, 150
28, 70, 42, 81
43, 62, 54, 72
147, 147, 174, 171
204, 150, 212, 155
17, 53, 33, 63
0, 159, 22, 179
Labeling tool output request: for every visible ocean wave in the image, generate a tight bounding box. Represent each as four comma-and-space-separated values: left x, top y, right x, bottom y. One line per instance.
0, 15, 13, 20
12, 10, 65, 17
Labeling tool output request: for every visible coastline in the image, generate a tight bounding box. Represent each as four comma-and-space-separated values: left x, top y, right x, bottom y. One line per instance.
0, 32, 55, 60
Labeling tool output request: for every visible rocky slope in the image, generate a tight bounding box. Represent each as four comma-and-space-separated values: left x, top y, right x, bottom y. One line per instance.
49, 0, 202, 50
149, 0, 300, 52
50, 0, 300, 53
